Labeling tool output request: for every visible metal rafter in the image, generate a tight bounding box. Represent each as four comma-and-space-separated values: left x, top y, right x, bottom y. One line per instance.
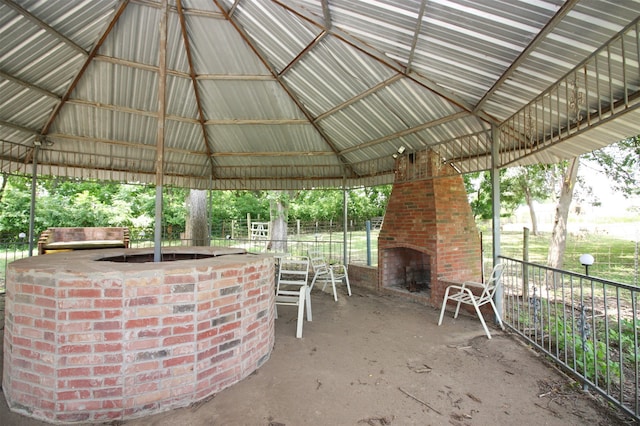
176, 0, 216, 177
214, 0, 358, 177
1, 0, 87, 56
0, 70, 60, 100
272, 0, 497, 126
406, 0, 428, 73
339, 111, 469, 156
41, 0, 130, 135
473, 0, 580, 114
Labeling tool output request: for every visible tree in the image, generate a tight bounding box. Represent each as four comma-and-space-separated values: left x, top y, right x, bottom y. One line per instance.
268, 191, 290, 252
586, 135, 640, 197
505, 165, 556, 235
185, 189, 209, 246
546, 158, 580, 269
465, 171, 522, 220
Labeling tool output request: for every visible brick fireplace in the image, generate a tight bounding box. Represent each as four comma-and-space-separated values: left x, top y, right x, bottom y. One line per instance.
378, 150, 482, 307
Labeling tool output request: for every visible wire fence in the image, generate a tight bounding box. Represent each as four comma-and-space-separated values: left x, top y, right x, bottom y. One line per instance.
500, 256, 640, 421
0, 220, 381, 293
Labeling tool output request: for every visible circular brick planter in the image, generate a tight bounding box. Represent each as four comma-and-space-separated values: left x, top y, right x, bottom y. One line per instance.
3, 247, 275, 423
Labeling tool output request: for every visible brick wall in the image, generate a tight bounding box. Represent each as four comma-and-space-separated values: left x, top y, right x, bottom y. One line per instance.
346, 264, 378, 290
378, 150, 482, 308
3, 248, 274, 423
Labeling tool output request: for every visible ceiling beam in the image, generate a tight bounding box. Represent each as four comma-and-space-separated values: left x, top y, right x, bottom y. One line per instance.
94, 54, 274, 81
406, 0, 428, 73
1, 0, 87, 56
0, 70, 60, 100
214, 0, 359, 178
278, 31, 327, 77
339, 111, 469, 155
313, 74, 403, 123
0, 119, 40, 135
66, 98, 309, 125
41, 0, 130, 135
177, 0, 216, 177
47, 132, 332, 158
272, 0, 498, 126
473, 0, 580, 114
321, 0, 332, 30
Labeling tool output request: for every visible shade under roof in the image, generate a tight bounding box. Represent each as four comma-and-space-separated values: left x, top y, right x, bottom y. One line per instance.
0, 0, 639, 189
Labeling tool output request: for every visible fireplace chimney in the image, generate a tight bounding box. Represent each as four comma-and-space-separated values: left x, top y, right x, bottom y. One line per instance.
378, 150, 482, 307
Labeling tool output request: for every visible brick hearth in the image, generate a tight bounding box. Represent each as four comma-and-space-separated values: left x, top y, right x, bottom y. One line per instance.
378, 150, 482, 307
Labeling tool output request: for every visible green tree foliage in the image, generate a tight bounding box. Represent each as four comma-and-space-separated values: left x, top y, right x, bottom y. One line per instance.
465, 170, 523, 220
586, 135, 640, 196
0, 177, 390, 239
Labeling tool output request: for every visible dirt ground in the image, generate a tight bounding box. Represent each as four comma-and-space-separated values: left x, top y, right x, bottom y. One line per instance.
0, 287, 634, 426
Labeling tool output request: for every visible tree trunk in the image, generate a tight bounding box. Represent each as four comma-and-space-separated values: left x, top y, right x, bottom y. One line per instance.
546, 158, 580, 269
0, 173, 7, 203
269, 191, 288, 253
524, 187, 539, 235
185, 189, 209, 246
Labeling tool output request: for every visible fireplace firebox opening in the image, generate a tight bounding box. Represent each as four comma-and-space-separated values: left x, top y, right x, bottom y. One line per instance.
382, 247, 431, 294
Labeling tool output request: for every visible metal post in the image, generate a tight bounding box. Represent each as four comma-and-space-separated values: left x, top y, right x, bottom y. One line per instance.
28, 144, 39, 257
154, 0, 168, 262
491, 124, 503, 320
343, 186, 348, 266
366, 220, 371, 266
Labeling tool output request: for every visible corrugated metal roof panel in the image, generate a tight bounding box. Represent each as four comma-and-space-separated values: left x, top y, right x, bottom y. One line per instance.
207, 123, 330, 153
184, 13, 269, 75
100, 2, 161, 66
284, 36, 396, 117
0, 0, 638, 190
73, 60, 159, 112
483, 0, 640, 121
199, 79, 305, 119
0, 81, 57, 130
233, 0, 322, 73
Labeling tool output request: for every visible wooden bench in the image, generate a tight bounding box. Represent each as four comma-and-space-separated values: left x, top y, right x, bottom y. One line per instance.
38, 227, 130, 255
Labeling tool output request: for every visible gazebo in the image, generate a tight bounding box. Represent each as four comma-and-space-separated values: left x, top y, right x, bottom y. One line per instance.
1, 0, 639, 423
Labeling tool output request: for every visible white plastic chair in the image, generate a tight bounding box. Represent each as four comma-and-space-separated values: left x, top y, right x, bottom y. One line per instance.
437, 263, 505, 339
308, 249, 351, 301
275, 256, 311, 338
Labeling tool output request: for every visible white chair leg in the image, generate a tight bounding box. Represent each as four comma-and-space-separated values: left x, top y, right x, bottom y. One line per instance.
295, 289, 305, 338
330, 270, 338, 301
344, 273, 352, 296
472, 301, 492, 339
437, 287, 451, 326
305, 287, 313, 321
489, 299, 505, 330
454, 298, 463, 319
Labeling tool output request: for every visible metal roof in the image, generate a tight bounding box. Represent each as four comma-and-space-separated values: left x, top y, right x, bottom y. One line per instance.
0, 0, 638, 189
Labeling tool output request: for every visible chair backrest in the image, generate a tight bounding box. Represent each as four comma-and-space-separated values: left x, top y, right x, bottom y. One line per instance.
307, 249, 329, 275
483, 263, 505, 297
276, 257, 310, 293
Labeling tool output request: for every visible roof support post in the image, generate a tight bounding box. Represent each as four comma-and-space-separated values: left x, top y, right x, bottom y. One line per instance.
154, 0, 168, 262
490, 124, 502, 320
343, 183, 348, 266
27, 144, 39, 257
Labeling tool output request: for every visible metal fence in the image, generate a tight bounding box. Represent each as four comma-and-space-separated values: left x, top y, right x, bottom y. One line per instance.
499, 256, 639, 421
0, 221, 380, 293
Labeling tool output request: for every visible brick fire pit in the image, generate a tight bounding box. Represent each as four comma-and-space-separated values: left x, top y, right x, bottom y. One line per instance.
3, 247, 275, 423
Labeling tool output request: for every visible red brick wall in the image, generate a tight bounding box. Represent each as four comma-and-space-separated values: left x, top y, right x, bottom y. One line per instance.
3, 250, 274, 423
347, 264, 378, 290
378, 150, 482, 308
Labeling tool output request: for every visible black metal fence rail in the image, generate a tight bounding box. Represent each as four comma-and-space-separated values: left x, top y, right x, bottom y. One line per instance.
499, 256, 639, 421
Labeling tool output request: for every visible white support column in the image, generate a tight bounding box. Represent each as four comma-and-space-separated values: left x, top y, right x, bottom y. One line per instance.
491, 124, 503, 319
154, 0, 168, 262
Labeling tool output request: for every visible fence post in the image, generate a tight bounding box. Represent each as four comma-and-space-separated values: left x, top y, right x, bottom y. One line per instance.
366, 220, 371, 266
523, 227, 529, 298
